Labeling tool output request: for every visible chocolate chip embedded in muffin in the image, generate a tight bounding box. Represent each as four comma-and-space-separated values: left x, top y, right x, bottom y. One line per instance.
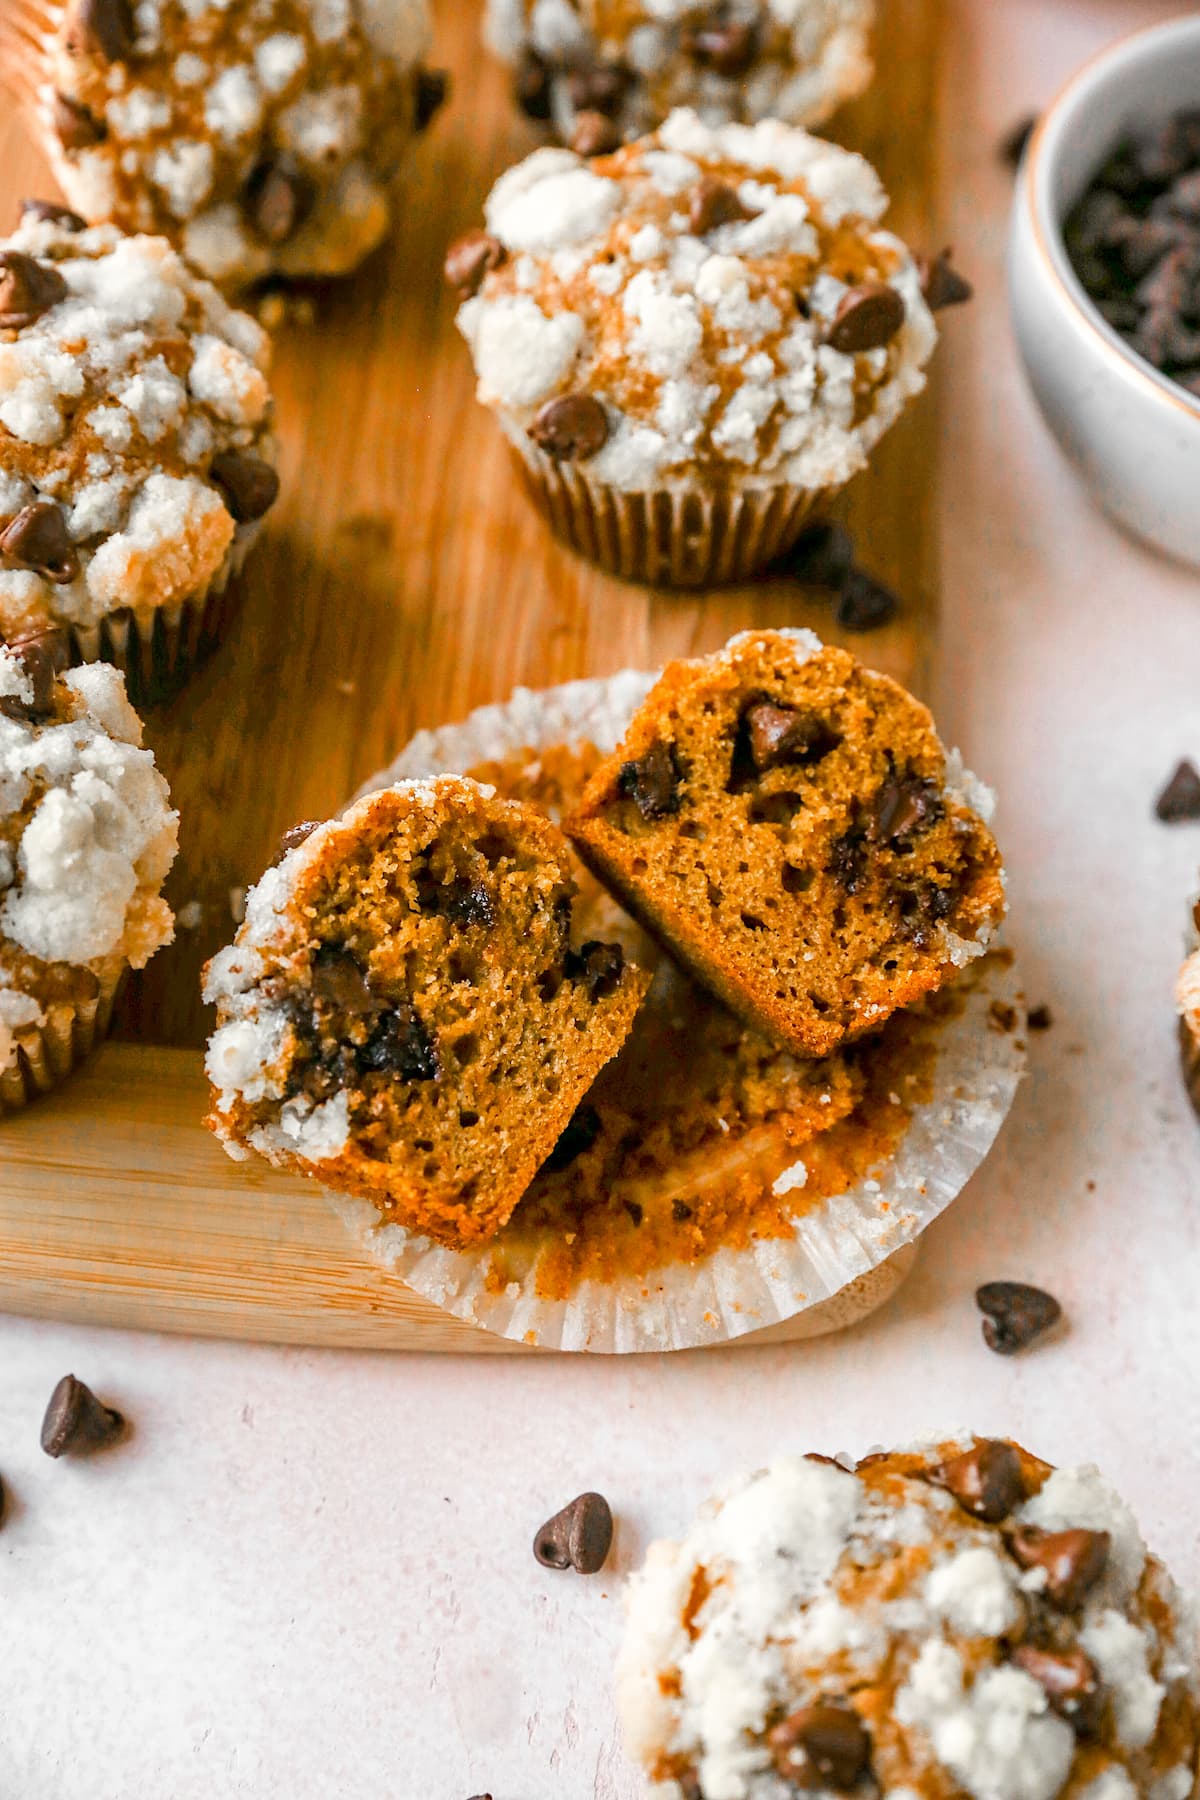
0, 253, 68, 331
0, 629, 70, 720
63, 0, 134, 63
927, 1438, 1028, 1523
530, 394, 609, 461
1008, 1524, 1110, 1611
0, 502, 78, 583
564, 939, 625, 1000
52, 91, 107, 150
617, 740, 682, 819
680, 12, 758, 76
767, 1704, 870, 1788
19, 199, 86, 232
209, 451, 281, 524
1011, 1644, 1103, 1734
570, 110, 623, 158
825, 281, 907, 352
514, 48, 554, 120
444, 231, 507, 299
688, 176, 756, 235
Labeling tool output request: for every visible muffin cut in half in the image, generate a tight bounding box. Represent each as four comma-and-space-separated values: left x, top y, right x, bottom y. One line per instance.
565, 629, 1005, 1057
204, 777, 650, 1247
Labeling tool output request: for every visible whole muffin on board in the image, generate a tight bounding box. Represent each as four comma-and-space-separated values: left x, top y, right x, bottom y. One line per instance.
618, 1435, 1200, 1798
0, 635, 177, 1110
0, 208, 279, 701
487, 0, 873, 145
446, 108, 938, 585
1, 0, 446, 291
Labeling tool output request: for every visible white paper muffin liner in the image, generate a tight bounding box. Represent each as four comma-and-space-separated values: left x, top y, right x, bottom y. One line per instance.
334, 670, 1026, 1353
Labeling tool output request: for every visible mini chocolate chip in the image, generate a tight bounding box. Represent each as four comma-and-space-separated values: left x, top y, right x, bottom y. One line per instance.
835, 566, 899, 631
0, 501, 78, 583
54, 91, 107, 149
1155, 758, 1200, 821
1009, 1524, 1110, 1611
544, 1102, 602, 1171
743, 702, 838, 773
1011, 1645, 1102, 1734
41, 1374, 125, 1457
873, 775, 941, 843
19, 199, 87, 231
444, 877, 494, 929
671, 1198, 693, 1221
564, 939, 625, 1001
618, 740, 681, 818
1, 628, 69, 720
825, 282, 906, 353
565, 64, 629, 117
244, 158, 314, 244
533, 1491, 613, 1573
413, 67, 449, 132
918, 247, 973, 311
570, 109, 621, 157
688, 177, 755, 235
443, 230, 506, 298
311, 946, 385, 1016
680, 13, 756, 75
359, 1006, 439, 1081
774, 519, 855, 588
529, 393, 609, 461
209, 450, 280, 524
514, 49, 553, 120
623, 1198, 644, 1225
277, 820, 322, 860
0, 253, 68, 331
1001, 113, 1038, 168
767, 1704, 870, 1789
1027, 1003, 1053, 1030
65, 0, 134, 61
927, 1439, 1027, 1522
976, 1280, 1062, 1355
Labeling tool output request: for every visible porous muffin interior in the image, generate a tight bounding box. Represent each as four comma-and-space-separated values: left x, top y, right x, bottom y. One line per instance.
566, 630, 1005, 1056
205, 782, 649, 1246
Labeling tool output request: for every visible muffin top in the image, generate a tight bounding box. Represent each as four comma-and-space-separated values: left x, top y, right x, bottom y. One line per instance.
0, 210, 277, 637
450, 108, 936, 493
43, 0, 438, 288
617, 1436, 1200, 1799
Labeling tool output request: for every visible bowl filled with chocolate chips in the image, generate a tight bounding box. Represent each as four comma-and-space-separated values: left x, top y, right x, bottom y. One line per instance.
1008, 13, 1200, 568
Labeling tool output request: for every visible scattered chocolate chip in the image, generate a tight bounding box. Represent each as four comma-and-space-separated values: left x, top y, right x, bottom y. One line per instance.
618, 740, 681, 818
1001, 113, 1038, 168
1009, 1524, 1110, 1611
767, 1704, 870, 1789
530, 392, 609, 461
873, 774, 941, 843
570, 109, 621, 158
835, 566, 899, 632
209, 450, 280, 524
0, 501, 78, 583
565, 64, 629, 118
277, 819, 322, 859
1, 628, 70, 720
533, 1491, 613, 1573
1011, 1644, 1102, 1734
1027, 1003, 1053, 1031
825, 282, 906, 353
514, 49, 553, 120
927, 1438, 1027, 1523
413, 67, 449, 132
41, 1374, 125, 1457
774, 519, 855, 588
680, 13, 756, 75
311, 946, 385, 1016
64, 0, 134, 61
443, 230, 506, 298
0, 253, 68, 331
671, 1198, 693, 1221
19, 199, 87, 231
688, 177, 755, 235
976, 1280, 1062, 1355
1155, 758, 1200, 822
918, 246, 973, 311
53, 91, 107, 150
243, 158, 314, 245
742, 701, 839, 773
564, 939, 625, 1001
544, 1102, 602, 1171
360, 1006, 439, 1081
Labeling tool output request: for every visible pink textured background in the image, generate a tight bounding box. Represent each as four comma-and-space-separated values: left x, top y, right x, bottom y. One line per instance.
1, 4, 1197, 1795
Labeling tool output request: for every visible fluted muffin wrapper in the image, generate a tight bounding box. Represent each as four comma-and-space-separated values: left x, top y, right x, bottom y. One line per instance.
0, 958, 123, 1114
330, 671, 1027, 1354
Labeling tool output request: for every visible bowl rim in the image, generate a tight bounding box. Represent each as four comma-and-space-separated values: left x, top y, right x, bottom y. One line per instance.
1021, 12, 1200, 423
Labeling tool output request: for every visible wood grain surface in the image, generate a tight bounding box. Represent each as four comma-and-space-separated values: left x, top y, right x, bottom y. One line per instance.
0, 0, 946, 1349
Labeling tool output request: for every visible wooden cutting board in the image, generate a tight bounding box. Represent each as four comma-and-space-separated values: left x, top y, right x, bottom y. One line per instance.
0, 0, 945, 1350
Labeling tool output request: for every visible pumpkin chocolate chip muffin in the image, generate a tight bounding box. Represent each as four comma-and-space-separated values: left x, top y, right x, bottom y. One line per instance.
0, 632, 178, 1110
0, 207, 279, 699
446, 107, 938, 584
3, 0, 445, 291
487, 0, 873, 145
203, 777, 651, 1248
565, 629, 1005, 1059
1176, 909, 1200, 1118
617, 1436, 1200, 1799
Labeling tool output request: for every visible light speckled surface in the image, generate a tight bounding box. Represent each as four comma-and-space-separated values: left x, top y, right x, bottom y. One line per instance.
2, 4, 1199, 1796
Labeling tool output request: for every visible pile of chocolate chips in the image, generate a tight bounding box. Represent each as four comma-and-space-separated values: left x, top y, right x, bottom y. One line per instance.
1064, 111, 1200, 395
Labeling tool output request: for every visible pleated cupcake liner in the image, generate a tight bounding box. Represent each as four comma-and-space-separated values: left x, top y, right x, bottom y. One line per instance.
0, 958, 123, 1114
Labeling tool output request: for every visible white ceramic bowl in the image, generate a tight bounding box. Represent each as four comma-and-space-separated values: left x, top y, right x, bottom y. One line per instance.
1009, 15, 1200, 567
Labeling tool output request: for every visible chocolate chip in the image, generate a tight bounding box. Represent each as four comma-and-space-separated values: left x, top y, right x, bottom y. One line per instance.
311, 946, 385, 1016
671, 1198, 693, 1221
825, 282, 906, 353
19, 199, 87, 231
570, 110, 621, 158
0, 501, 78, 582
564, 939, 625, 1001
544, 1102, 602, 1171
41, 1374, 125, 1457
277, 819, 322, 859
1155, 758, 1200, 821
927, 1439, 1027, 1522
976, 1281, 1062, 1355
1011, 1645, 1102, 1734
514, 49, 553, 121
533, 1491, 613, 1573
1008, 1524, 1110, 1611
209, 450, 280, 524
53, 91, 107, 149
1000, 113, 1038, 168
918, 247, 973, 311
618, 740, 681, 818
623, 1198, 644, 1225
1, 628, 69, 720
360, 1006, 439, 1081
413, 67, 449, 132
444, 877, 494, 929
835, 566, 899, 632
688, 177, 755, 236
680, 13, 756, 75
774, 519, 855, 588
65, 0, 134, 61
873, 774, 941, 843
766, 1704, 870, 1789
244, 159, 314, 245
0, 253, 68, 331
1027, 1003, 1053, 1031
742, 701, 839, 773
443, 230, 506, 298
564, 64, 629, 118
529, 393, 609, 461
